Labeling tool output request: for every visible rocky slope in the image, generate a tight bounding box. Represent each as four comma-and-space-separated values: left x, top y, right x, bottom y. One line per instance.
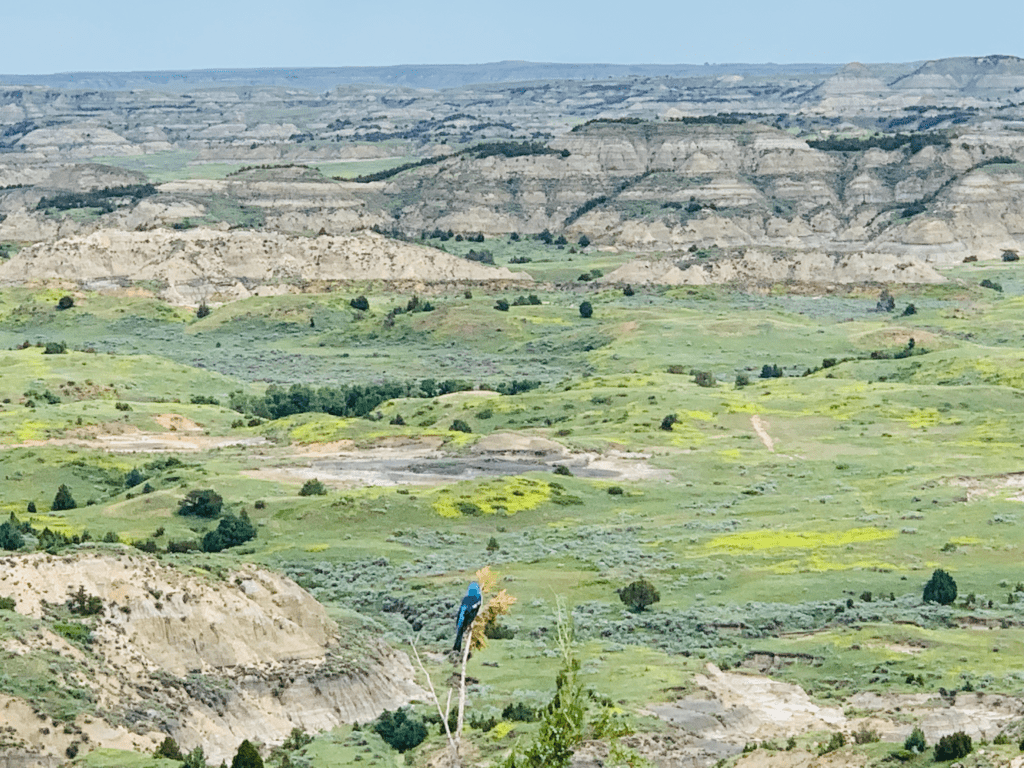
0, 228, 530, 299
0, 550, 424, 765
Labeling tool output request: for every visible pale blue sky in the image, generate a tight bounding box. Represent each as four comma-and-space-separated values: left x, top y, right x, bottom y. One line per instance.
3, 0, 1021, 74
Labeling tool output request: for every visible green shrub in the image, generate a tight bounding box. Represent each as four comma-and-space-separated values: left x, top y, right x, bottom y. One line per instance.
735, 373, 750, 388
196, 301, 211, 318
980, 278, 1003, 292
231, 740, 263, 768
607, 486, 624, 495
178, 489, 223, 518
156, 736, 185, 761
660, 414, 678, 431
372, 708, 427, 752
618, 578, 660, 613
494, 298, 510, 312
692, 370, 715, 387
125, 468, 146, 488
817, 732, 845, 756
484, 620, 515, 640
52, 484, 77, 511
923, 568, 957, 605
350, 295, 369, 311
579, 301, 593, 318
934, 731, 972, 761
202, 512, 256, 553
0, 520, 24, 551
53, 621, 92, 645
68, 585, 103, 616
502, 702, 537, 722
299, 478, 328, 496
0, 596, 15, 611
450, 419, 472, 433
57, 296, 74, 310
553, 465, 573, 476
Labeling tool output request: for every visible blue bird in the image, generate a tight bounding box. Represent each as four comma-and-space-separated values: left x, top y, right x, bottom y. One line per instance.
452, 581, 482, 653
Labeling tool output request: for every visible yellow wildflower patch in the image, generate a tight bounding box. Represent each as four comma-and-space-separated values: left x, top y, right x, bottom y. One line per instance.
432, 476, 551, 518
288, 415, 353, 443
708, 526, 895, 552
769, 553, 901, 574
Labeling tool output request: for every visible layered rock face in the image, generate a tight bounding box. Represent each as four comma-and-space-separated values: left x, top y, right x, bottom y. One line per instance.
376, 122, 1024, 262
0, 551, 424, 764
0, 228, 530, 297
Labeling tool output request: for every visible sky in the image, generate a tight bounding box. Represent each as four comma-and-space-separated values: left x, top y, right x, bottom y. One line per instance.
2, 0, 1021, 74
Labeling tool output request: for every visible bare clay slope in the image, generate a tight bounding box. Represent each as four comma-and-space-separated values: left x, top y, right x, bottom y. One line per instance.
0, 551, 423, 764
379, 122, 1024, 262
0, 228, 531, 292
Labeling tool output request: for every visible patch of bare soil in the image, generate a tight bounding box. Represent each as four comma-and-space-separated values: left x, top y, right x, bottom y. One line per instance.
247, 432, 671, 488
0, 551, 423, 764
646, 665, 1024, 768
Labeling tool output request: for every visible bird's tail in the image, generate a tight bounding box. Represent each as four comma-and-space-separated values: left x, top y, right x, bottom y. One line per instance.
452, 629, 464, 653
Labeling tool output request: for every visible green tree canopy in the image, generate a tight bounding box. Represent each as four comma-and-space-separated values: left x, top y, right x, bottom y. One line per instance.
923, 568, 957, 605
52, 484, 77, 511
178, 489, 223, 518
618, 578, 660, 612
231, 740, 263, 768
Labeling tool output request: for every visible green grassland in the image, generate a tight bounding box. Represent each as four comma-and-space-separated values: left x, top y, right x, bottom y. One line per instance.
4, 265, 1024, 765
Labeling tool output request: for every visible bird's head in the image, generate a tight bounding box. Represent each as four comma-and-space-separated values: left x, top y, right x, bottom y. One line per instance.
467, 581, 481, 597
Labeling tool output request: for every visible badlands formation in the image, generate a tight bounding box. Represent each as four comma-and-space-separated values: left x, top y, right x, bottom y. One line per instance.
0, 56, 1022, 288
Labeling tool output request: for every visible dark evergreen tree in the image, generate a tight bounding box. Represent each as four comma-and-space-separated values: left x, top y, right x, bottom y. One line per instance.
202, 512, 257, 553
231, 740, 263, 768
618, 578, 661, 612
0, 520, 24, 551
923, 568, 957, 605
52, 484, 77, 511
579, 301, 593, 319
177, 489, 223, 518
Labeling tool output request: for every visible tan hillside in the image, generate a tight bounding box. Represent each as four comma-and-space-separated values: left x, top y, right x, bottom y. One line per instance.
0, 550, 424, 764
0, 228, 532, 293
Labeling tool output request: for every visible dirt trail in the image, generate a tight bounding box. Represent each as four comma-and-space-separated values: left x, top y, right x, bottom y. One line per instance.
751, 414, 775, 452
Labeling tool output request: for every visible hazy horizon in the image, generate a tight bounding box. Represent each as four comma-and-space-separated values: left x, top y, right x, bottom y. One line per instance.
2, 0, 1020, 76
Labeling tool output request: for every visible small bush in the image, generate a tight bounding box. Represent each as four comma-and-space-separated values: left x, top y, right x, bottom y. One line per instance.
43, 341, 67, 355
196, 301, 211, 319
623, 284, 634, 296
486, 536, 500, 552
660, 414, 678, 431
502, 702, 537, 722
923, 568, 957, 605
0, 520, 24, 551
934, 731, 972, 761
202, 512, 256, 553
553, 465, 573, 476
484, 620, 515, 640
618, 578, 660, 612
156, 737, 185, 761
57, 296, 74, 310
903, 727, 926, 753
1002, 250, 1020, 262
692, 370, 715, 387
372, 708, 427, 752
980, 278, 1003, 292
68, 585, 103, 616
852, 728, 879, 744
299, 478, 328, 496
607, 486, 624, 495
494, 298, 509, 312
735, 373, 750, 388
350, 295, 369, 311
0, 596, 15, 611
817, 732, 846, 756
579, 300, 593, 318
177, 489, 223, 518
52, 484, 77, 511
